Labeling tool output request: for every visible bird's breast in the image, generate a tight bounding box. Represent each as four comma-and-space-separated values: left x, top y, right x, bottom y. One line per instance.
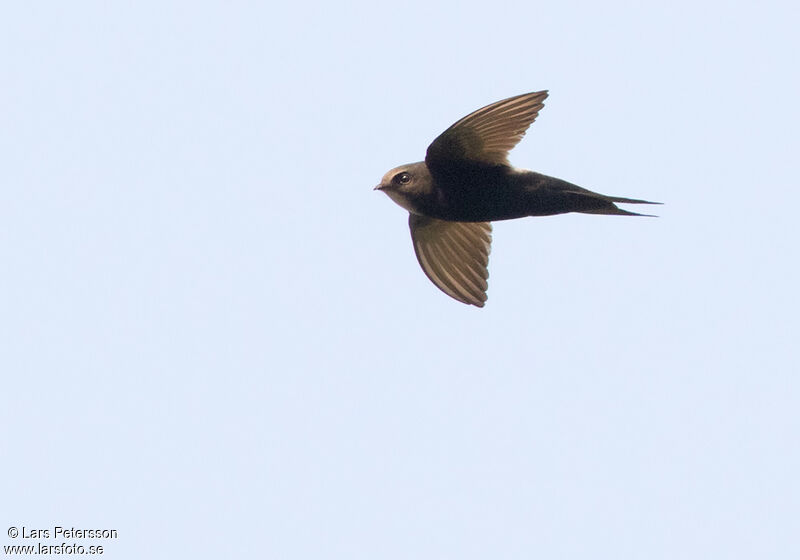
424, 166, 536, 222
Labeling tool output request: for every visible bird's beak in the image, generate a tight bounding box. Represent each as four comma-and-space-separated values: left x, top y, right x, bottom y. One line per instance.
374, 183, 384, 191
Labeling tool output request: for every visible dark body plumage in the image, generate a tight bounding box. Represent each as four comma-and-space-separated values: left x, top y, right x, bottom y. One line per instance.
411, 163, 651, 222
375, 90, 659, 307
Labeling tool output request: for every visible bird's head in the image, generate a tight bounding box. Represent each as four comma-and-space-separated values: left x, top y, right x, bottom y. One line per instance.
374, 162, 433, 213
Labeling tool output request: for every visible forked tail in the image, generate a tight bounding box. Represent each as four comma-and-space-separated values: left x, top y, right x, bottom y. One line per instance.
578, 195, 662, 217
529, 173, 661, 217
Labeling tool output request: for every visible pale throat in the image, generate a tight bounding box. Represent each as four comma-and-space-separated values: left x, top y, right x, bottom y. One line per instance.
385, 189, 420, 213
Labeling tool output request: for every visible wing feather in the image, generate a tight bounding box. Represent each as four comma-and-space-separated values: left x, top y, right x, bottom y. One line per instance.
426, 90, 548, 169
409, 215, 492, 307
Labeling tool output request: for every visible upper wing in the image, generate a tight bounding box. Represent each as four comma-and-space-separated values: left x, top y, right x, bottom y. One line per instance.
409, 214, 492, 307
425, 90, 548, 170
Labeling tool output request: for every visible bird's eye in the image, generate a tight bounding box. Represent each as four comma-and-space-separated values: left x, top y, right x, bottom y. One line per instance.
394, 172, 411, 185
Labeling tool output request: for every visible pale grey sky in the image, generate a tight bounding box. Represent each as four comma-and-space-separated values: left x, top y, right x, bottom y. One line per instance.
2, 1, 798, 558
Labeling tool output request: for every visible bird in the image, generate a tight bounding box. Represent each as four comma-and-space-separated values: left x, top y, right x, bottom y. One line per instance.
374, 90, 659, 308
